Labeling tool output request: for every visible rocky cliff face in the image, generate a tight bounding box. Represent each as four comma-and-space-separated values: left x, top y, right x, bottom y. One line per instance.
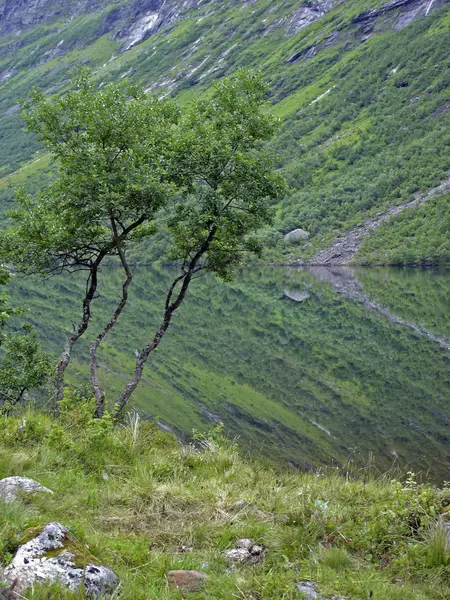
0, 0, 105, 35
1, 0, 445, 53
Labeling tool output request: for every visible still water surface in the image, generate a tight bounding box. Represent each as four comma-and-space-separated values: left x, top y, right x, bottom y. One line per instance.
10, 266, 450, 483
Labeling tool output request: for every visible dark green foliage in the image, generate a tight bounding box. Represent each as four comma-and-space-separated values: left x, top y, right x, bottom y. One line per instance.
0, 270, 51, 411
357, 194, 450, 265
1, 70, 180, 274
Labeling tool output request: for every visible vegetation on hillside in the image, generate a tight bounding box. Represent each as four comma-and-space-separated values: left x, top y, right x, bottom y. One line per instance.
357, 194, 450, 266
7, 266, 450, 482
0, 270, 51, 412
0, 405, 449, 599
0, 2, 449, 264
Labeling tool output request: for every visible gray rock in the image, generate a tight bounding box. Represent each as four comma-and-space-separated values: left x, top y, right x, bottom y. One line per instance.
236, 538, 253, 550
283, 289, 310, 303
0, 476, 53, 503
296, 581, 323, 599
2, 523, 119, 597
225, 539, 264, 566
284, 229, 310, 244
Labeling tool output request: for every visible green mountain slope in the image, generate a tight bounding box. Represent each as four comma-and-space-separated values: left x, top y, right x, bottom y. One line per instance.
8, 266, 450, 482
0, 0, 449, 264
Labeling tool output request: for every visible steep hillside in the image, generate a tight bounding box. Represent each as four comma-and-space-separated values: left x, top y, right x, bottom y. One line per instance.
0, 0, 449, 264
8, 266, 450, 482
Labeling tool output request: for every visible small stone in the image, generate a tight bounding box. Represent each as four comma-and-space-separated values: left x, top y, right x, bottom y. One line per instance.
166, 570, 208, 592
0, 477, 53, 504
225, 540, 265, 566
236, 538, 253, 550
296, 581, 323, 599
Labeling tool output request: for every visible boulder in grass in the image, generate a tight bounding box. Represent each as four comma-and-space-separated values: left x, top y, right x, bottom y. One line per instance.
225, 538, 265, 566
283, 229, 310, 244
2, 522, 119, 598
166, 570, 208, 592
0, 477, 53, 503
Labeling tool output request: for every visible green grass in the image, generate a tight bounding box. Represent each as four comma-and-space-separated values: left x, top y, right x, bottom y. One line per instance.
0, 406, 449, 599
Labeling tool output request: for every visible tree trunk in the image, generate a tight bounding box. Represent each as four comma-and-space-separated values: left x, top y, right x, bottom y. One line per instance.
91, 234, 133, 418
112, 226, 216, 420
54, 264, 99, 407
53, 217, 146, 410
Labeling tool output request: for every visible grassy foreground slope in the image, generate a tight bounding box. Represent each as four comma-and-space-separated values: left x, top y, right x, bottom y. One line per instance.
0, 1, 449, 264
0, 407, 449, 599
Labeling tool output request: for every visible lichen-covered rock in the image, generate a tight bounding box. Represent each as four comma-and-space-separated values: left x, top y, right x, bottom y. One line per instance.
296, 581, 323, 599
235, 538, 252, 550
2, 523, 119, 598
283, 229, 310, 244
225, 539, 264, 566
0, 476, 53, 503
166, 570, 208, 591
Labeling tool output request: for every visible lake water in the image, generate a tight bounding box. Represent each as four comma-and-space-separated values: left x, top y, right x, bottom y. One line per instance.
9, 266, 450, 483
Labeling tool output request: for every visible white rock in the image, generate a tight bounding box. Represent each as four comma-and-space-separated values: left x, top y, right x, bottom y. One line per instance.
225, 539, 265, 565
2, 523, 119, 597
0, 476, 53, 503
296, 581, 323, 599
236, 538, 253, 550
283, 229, 310, 244
225, 548, 250, 563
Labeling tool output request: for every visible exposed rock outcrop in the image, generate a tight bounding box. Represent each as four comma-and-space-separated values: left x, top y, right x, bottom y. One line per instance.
285, 0, 335, 36
2, 522, 119, 597
352, 0, 449, 35
0, 476, 53, 504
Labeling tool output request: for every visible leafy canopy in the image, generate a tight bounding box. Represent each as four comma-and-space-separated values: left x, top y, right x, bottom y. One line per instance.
2, 69, 285, 280
2, 69, 180, 273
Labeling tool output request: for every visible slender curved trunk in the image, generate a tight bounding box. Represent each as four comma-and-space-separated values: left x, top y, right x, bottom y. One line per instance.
113, 226, 217, 420
53, 217, 146, 411
54, 264, 99, 407
91, 232, 133, 418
